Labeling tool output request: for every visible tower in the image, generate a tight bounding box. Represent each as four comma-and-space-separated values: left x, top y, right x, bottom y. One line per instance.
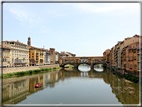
27, 37, 31, 46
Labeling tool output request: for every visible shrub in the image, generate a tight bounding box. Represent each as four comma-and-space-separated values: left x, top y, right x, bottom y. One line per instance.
53, 67, 56, 69
19, 71, 25, 75
29, 70, 33, 73
123, 74, 139, 83
40, 68, 45, 71
44, 68, 49, 71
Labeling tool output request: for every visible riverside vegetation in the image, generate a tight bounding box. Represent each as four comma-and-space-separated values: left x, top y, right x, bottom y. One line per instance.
2, 67, 62, 79
123, 74, 139, 83
101, 65, 139, 84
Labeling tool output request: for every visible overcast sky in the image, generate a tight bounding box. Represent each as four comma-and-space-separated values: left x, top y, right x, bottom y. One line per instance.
3, 3, 140, 56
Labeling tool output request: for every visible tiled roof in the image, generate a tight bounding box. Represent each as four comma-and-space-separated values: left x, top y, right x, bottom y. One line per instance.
0, 47, 11, 49
3, 40, 27, 46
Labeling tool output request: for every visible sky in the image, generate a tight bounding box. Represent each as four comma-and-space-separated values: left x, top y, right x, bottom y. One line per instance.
3, 2, 140, 57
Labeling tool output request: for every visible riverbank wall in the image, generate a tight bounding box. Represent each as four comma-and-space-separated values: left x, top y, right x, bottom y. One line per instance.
2, 64, 59, 74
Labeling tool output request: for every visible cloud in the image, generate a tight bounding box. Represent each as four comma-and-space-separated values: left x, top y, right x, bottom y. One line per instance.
9, 8, 28, 20
72, 3, 140, 13
9, 8, 41, 28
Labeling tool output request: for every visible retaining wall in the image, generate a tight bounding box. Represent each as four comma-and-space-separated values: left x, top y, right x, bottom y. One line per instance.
2, 64, 59, 74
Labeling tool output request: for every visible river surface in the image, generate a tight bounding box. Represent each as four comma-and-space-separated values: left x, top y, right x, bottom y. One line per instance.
2, 65, 139, 105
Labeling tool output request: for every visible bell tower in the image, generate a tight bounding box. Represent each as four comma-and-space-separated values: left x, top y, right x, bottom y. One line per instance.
27, 37, 31, 46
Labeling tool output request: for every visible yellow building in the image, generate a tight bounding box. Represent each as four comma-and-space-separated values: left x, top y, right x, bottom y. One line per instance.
29, 46, 44, 66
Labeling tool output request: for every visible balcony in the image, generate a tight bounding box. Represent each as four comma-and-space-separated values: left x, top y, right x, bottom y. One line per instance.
14, 61, 26, 64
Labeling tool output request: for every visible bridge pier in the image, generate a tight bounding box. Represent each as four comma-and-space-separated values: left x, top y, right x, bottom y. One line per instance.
60, 65, 64, 68
74, 64, 78, 69
91, 64, 94, 69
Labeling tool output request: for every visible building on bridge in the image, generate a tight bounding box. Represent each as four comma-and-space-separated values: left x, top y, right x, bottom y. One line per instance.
59, 51, 76, 59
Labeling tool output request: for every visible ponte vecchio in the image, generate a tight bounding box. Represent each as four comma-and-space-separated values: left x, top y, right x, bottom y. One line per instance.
59, 56, 106, 69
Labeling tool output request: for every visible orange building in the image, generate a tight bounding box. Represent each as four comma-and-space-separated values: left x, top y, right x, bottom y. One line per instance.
103, 49, 110, 68
121, 46, 127, 70
110, 46, 115, 68
123, 41, 140, 77
103, 49, 110, 61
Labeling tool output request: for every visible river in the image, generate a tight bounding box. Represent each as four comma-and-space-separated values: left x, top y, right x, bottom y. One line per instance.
2, 64, 139, 106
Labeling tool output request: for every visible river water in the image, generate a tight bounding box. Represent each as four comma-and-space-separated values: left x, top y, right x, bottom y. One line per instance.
2, 64, 140, 106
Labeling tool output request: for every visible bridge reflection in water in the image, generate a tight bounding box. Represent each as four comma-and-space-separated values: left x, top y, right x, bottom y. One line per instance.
2, 67, 139, 105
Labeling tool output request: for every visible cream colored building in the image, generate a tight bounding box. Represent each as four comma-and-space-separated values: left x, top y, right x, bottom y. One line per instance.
3, 79, 29, 104
1, 41, 29, 67
0, 47, 11, 68
55, 51, 59, 64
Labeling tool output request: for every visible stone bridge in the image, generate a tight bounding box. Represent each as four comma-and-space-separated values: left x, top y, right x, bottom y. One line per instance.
59, 57, 106, 69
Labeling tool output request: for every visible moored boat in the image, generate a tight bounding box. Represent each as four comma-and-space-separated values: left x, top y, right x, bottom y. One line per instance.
35, 83, 42, 88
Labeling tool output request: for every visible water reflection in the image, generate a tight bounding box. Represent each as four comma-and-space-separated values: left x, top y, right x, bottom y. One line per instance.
94, 68, 104, 72
78, 64, 91, 72
2, 67, 139, 105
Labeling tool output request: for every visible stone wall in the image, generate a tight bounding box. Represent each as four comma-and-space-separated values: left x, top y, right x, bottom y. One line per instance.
2, 64, 59, 74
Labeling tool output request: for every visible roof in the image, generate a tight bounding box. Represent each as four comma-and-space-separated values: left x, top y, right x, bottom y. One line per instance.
0, 47, 11, 50
66, 52, 76, 55
30, 46, 46, 51
3, 40, 27, 46
133, 34, 140, 38
120, 41, 124, 44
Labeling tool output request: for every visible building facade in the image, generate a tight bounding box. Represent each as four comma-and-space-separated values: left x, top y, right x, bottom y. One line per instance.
103, 49, 110, 68
110, 46, 115, 68
119, 35, 140, 69
43, 49, 51, 65
0, 47, 11, 67
29, 46, 44, 66
49, 48, 55, 64
108, 34, 141, 77
1, 41, 29, 67
59, 51, 76, 59
55, 51, 59, 64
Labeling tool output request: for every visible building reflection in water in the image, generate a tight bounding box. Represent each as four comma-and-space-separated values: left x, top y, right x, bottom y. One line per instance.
2, 68, 139, 104
3, 79, 29, 104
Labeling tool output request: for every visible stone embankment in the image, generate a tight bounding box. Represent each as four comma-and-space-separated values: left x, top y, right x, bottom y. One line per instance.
3, 69, 60, 85
2, 64, 59, 74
